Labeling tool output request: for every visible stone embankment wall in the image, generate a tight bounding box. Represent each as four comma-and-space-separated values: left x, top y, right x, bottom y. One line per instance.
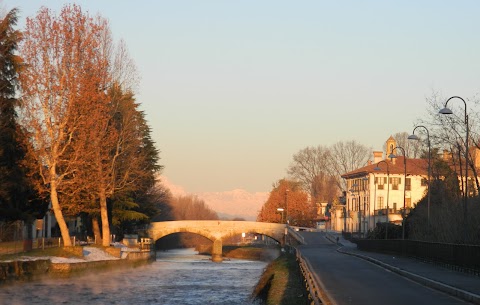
0, 250, 155, 283
0, 259, 50, 282
124, 250, 154, 260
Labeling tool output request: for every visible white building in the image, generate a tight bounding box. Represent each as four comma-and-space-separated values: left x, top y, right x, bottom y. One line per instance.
340, 136, 429, 235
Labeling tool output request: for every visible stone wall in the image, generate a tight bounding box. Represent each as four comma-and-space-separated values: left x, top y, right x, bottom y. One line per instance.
0, 259, 50, 282
124, 250, 155, 260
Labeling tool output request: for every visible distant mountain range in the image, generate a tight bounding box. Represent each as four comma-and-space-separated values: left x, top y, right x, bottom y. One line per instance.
197, 189, 268, 221
160, 177, 268, 221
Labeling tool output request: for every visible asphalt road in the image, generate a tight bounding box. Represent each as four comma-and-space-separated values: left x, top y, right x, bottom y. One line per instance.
297, 232, 470, 305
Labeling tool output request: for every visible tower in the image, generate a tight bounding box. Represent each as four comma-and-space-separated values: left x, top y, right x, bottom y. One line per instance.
386, 136, 396, 157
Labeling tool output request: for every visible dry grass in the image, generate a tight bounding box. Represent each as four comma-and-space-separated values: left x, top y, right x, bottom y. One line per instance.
252, 253, 308, 305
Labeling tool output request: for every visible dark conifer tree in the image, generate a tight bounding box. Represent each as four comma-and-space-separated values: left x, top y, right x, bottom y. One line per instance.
108, 86, 163, 235
0, 8, 30, 221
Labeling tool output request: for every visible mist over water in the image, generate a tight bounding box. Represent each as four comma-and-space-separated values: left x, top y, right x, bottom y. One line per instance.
0, 249, 267, 305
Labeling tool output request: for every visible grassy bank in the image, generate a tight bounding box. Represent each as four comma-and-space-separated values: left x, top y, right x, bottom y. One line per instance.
252, 252, 309, 305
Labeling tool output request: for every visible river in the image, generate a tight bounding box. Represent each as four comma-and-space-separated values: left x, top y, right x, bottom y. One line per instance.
0, 249, 267, 305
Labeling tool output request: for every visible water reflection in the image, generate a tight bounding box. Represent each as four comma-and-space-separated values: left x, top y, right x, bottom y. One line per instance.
0, 248, 267, 305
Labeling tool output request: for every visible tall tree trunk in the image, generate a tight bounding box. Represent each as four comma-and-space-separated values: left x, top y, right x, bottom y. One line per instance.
92, 217, 102, 245
50, 183, 72, 247
99, 188, 111, 247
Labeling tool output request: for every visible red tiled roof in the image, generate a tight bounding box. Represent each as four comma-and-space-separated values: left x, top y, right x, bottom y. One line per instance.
341, 157, 429, 178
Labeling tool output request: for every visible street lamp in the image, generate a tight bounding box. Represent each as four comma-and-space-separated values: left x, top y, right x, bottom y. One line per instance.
374, 160, 390, 239
388, 146, 407, 239
361, 176, 369, 235
372, 172, 377, 230
439, 96, 469, 243
285, 189, 289, 225
408, 125, 431, 224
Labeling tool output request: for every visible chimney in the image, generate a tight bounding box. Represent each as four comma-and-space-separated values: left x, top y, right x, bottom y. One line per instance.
373, 151, 383, 164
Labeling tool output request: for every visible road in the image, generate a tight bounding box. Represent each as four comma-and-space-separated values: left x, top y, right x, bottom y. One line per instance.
297, 232, 470, 305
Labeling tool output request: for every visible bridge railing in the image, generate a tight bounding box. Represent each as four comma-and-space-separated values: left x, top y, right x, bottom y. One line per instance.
287, 227, 305, 245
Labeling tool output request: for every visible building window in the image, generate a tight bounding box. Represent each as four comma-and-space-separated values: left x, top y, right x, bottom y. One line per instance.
405, 178, 411, 191
377, 197, 384, 209
390, 177, 401, 190
421, 178, 427, 186
375, 177, 386, 190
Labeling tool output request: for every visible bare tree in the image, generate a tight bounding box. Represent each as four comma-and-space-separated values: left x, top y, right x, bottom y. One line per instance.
390, 132, 422, 158
419, 92, 480, 195
287, 145, 340, 203
328, 140, 371, 191
171, 195, 219, 220
111, 39, 140, 93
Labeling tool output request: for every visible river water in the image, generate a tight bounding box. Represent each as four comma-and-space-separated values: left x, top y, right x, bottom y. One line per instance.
0, 249, 268, 305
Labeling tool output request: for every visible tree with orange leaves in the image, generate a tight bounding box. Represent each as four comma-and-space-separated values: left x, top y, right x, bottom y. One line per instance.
19, 5, 113, 246
257, 179, 316, 227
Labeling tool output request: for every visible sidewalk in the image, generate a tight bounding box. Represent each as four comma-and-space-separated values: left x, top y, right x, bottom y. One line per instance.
326, 232, 480, 305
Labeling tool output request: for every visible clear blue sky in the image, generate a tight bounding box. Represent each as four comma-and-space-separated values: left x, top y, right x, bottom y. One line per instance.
4, 1, 480, 193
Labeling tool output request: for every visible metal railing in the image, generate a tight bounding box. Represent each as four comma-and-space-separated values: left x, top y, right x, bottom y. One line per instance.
353, 239, 480, 275
296, 249, 327, 305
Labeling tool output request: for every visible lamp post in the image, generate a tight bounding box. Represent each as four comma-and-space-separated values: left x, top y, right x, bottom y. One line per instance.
389, 146, 407, 239
439, 96, 469, 243
361, 176, 368, 236
285, 189, 289, 225
374, 160, 390, 239
408, 125, 431, 224
372, 172, 376, 230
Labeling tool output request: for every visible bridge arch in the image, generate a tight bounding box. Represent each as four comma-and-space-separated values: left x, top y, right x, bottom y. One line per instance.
151, 227, 218, 243
149, 221, 286, 262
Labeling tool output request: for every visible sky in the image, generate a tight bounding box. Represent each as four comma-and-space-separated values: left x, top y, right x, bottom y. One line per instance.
4, 1, 480, 197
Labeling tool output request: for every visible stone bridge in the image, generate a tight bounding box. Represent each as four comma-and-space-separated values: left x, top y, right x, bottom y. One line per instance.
148, 220, 287, 262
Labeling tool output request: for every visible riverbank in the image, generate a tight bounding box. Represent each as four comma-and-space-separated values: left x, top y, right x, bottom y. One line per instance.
198, 244, 309, 304
0, 245, 153, 284
252, 251, 309, 305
